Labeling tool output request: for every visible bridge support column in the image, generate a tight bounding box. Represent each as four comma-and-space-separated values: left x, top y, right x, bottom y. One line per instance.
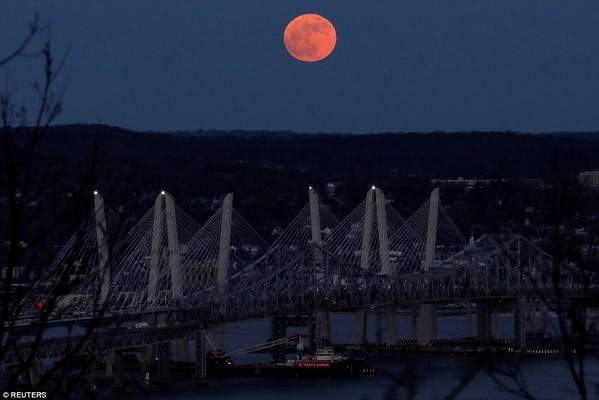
476, 302, 493, 344
155, 341, 171, 383
466, 303, 476, 337
106, 351, 123, 388
312, 309, 331, 350
210, 323, 225, 352
525, 299, 537, 336
491, 312, 500, 339
384, 306, 398, 345
416, 304, 437, 346
152, 313, 172, 382
137, 347, 152, 387
28, 360, 41, 387
354, 309, 367, 346
375, 308, 383, 343
528, 300, 549, 336
172, 339, 191, 362
541, 303, 550, 335
85, 358, 99, 394
271, 316, 288, 363
586, 308, 597, 333
410, 306, 417, 339
193, 330, 207, 383
513, 296, 528, 350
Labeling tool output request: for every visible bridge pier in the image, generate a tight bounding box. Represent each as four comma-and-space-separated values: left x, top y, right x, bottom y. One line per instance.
172, 338, 191, 362
105, 351, 123, 388
513, 296, 528, 350
541, 303, 550, 334
375, 308, 383, 343
271, 316, 288, 363
586, 308, 598, 333
528, 299, 550, 336
476, 302, 494, 344
526, 299, 537, 335
414, 188, 440, 347
466, 303, 476, 337
155, 341, 171, 383
28, 360, 41, 387
193, 330, 207, 383
85, 358, 100, 394
354, 309, 367, 346
410, 306, 417, 339
213, 193, 233, 354
136, 346, 152, 388
415, 304, 437, 346
492, 312, 500, 338
312, 309, 331, 349
210, 323, 225, 352
384, 306, 398, 345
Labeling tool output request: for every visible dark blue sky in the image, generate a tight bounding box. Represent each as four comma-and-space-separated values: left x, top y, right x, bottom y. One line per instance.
3, 1, 599, 133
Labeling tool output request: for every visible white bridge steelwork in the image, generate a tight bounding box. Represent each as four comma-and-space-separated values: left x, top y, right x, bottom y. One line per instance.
5, 187, 598, 366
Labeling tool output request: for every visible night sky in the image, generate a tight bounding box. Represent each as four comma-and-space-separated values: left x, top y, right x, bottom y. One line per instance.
3, 1, 599, 133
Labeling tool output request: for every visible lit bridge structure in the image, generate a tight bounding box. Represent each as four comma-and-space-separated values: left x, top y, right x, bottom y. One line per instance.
5, 187, 598, 383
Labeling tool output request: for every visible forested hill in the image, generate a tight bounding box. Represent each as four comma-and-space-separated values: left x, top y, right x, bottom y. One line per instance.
40, 124, 599, 180
6, 124, 599, 243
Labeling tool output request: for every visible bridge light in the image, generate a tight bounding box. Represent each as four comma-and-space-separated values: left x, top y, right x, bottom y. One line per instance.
371, 185, 376, 190
308, 186, 313, 190
160, 190, 166, 195
93, 190, 99, 196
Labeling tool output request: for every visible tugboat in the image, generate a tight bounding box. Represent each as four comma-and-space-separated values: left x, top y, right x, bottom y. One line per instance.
208, 335, 366, 378
276, 347, 359, 377
295, 348, 349, 368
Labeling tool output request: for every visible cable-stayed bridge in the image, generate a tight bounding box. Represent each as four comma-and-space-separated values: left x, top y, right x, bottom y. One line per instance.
5, 187, 598, 383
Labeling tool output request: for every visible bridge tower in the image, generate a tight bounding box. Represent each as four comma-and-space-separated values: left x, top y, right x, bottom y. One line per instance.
415, 187, 439, 346
353, 188, 375, 345
147, 192, 187, 368
376, 188, 392, 276
352, 187, 397, 345
148, 192, 183, 306
359, 187, 376, 270
309, 187, 331, 348
212, 193, 234, 351
93, 192, 110, 306
309, 187, 323, 261
376, 188, 398, 345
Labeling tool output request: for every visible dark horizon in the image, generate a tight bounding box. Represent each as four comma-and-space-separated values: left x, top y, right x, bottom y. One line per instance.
41, 122, 599, 137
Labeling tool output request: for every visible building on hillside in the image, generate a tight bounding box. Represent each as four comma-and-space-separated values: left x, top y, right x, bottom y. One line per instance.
578, 171, 599, 188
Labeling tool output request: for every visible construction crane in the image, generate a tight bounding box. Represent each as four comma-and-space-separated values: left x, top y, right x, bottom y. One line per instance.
211, 334, 307, 359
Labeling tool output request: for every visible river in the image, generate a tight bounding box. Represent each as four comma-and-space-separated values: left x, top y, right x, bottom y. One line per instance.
132, 312, 599, 400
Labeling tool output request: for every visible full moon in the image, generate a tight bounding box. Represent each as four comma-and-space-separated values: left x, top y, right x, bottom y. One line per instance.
284, 14, 337, 63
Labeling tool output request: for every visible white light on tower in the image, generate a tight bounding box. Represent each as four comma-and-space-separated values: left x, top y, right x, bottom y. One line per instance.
308, 186, 313, 190
371, 185, 376, 190
93, 190, 99, 196
161, 190, 166, 195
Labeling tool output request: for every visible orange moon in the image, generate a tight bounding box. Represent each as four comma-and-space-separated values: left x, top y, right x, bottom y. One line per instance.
284, 14, 337, 62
